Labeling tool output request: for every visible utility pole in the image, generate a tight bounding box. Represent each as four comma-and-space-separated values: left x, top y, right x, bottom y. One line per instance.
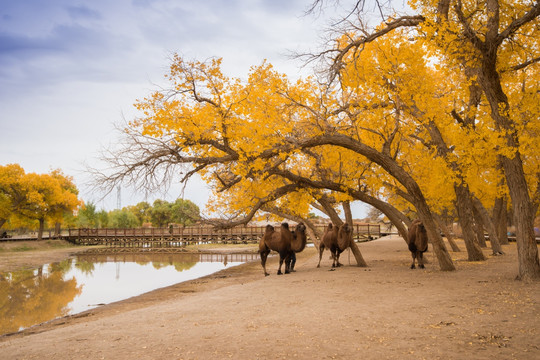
116, 185, 121, 209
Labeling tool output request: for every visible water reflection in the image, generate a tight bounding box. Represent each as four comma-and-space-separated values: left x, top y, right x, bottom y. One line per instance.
0, 259, 81, 335
0, 252, 259, 336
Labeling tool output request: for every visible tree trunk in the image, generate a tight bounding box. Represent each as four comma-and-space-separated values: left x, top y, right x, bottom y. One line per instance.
478, 58, 540, 280
342, 202, 367, 267
493, 196, 509, 245
472, 206, 487, 248
472, 197, 503, 254
504, 158, 540, 280
306, 226, 321, 249
317, 195, 343, 225
433, 213, 460, 252
343, 201, 353, 225
454, 184, 486, 261
411, 198, 454, 271
54, 222, 61, 237
37, 218, 45, 240
348, 240, 367, 267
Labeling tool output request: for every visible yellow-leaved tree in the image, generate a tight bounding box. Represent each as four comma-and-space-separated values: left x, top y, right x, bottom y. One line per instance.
0, 164, 26, 229
309, 0, 540, 279
1, 166, 79, 239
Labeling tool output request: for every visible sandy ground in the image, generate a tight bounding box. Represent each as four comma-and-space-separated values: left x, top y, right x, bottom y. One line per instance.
1, 236, 539, 360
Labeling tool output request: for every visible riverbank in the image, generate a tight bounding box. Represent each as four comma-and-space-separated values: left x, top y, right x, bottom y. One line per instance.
0, 240, 87, 272
1, 236, 539, 359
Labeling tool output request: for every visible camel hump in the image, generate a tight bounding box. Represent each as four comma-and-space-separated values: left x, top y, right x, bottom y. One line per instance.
281, 222, 289, 229
265, 224, 274, 233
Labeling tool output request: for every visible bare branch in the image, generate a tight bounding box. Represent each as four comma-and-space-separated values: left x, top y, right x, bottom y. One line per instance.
207, 184, 302, 229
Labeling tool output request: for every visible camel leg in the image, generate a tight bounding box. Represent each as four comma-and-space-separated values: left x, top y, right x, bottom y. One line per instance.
410, 252, 416, 269
277, 253, 285, 275
260, 249, 270, 276
336, 251, 343, 267
289, 252, 297, 272
418, 252, 425, 269
284, 252, 291, 274
317, 244, 325, 268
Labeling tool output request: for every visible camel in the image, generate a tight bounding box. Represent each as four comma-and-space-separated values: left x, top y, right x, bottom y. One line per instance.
259, 223, 294, 276
317, 222, 351, 268
407, 219, 429, 269
287, 222, 307, 272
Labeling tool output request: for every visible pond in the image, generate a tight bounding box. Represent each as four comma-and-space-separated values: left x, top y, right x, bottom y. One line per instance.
0, 252, 260, 336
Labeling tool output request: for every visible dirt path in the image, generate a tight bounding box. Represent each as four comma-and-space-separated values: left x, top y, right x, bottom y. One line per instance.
1, 236, 539, 359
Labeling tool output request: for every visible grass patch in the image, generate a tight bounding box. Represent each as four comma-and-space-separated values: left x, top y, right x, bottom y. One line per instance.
11, 245, 36, 252
46, 240, 75, 249
0, 240, 80, 253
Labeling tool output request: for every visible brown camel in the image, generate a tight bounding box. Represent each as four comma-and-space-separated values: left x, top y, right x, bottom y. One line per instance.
259, 223, 294, 276
287, 222, 307, 272
317, 223, 351, 268
407, 219, 429, 269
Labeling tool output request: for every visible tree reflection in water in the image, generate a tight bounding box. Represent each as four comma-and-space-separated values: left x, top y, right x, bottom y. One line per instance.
0, 259, 81, 335
0, 252, 257, 336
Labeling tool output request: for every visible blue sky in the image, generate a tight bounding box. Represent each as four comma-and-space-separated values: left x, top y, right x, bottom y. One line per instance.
0, 0, 370, 218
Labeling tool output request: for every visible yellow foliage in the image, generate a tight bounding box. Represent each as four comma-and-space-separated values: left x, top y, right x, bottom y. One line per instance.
126, 2, 539, 222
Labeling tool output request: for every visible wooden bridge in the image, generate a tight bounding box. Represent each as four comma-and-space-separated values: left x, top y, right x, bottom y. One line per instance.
1, 223, 380, 249
62, 223, 380, 249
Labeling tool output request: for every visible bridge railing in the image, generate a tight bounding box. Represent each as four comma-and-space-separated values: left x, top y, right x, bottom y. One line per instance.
68, 226, 269, 238
67, 223, 380, 241
2, 223, 380, 244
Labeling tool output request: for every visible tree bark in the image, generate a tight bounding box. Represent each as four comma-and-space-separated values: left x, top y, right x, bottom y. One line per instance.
433, 213, 461, 252
493, 196, 509, 245
342, 202, 367, 267
37, 218, 45, 241
472, 197, 504, 254
472, 206, 487, 248
454, 184, 486, 261
54, 222, 61, 237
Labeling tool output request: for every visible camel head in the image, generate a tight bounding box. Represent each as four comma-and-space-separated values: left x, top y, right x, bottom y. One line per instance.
412, 219, 426, 233
281, 222, 289, 230
295, 222, 306, 233
265, 224, 274, 234
291, 222, 308, 253
341, 223, 352, 235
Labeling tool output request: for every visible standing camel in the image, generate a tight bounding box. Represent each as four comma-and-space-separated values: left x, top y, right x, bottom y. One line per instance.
287, 222, 307, 272
407, 219, 429, 269
318, 223, 351, 268
259, 223, 294, 276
